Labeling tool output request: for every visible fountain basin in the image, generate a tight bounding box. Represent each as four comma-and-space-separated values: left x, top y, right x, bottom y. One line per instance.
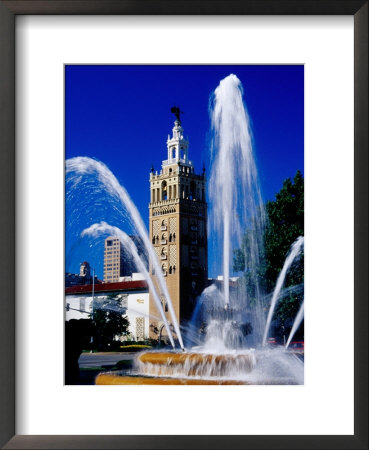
94, 350, 303, 385
96, 374, 246, 385
137, 351, 256, 378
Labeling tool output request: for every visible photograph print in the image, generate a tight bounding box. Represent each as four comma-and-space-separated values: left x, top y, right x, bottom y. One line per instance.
65, 65, 304, 385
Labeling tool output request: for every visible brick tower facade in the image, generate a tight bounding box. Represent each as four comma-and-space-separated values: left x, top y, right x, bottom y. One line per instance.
148, 112, 207, 341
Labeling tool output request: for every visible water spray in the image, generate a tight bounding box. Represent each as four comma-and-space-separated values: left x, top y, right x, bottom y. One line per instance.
67, 157, 185, 350
82, 222, 176, 349
262, 236, 304, 347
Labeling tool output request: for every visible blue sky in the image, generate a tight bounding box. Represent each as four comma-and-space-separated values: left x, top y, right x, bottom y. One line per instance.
65, 65, 304, 279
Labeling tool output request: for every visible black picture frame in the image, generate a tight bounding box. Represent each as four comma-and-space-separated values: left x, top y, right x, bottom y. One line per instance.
0, 1, 367, 449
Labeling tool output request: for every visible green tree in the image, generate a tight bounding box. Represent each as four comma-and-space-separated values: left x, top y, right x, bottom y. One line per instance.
264, 170, 304, 291
91, 295, 130, 351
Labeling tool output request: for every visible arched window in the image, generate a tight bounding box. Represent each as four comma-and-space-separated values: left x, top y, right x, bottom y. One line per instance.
173, 232, 176, 242
169, 266, 172, 274
172, 265, 176, 274
189, 181, 196, 200
169, 233, 172, 242
161, 263, 167, 276
161, 181, 167, 201
160, 296, 168, 312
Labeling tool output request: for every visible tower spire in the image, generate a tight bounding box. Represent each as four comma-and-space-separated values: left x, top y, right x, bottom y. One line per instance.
165, 108, 190, 167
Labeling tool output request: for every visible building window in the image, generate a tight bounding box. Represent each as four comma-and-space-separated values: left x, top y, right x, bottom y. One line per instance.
162, 181, 167, 201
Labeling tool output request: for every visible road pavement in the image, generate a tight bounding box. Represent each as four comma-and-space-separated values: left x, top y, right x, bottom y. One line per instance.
79, 352, 136, 368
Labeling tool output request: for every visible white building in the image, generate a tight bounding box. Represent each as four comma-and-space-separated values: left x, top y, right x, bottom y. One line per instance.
65, 273, 149, 341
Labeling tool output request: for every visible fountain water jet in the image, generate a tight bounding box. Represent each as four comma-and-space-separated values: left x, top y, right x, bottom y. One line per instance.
262, 236, 304, 347
82, 221, 176, 348
66, 157, 184, 350
209, 74, 265, 309
286, 300, 304, 349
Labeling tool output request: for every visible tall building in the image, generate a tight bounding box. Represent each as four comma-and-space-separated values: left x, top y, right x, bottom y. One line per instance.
148, 110, 208, 341
103, 236, 146, 283
103, 237, 124, 282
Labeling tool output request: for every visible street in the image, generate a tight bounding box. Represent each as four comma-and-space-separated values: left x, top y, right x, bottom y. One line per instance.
78, 352, 136, 368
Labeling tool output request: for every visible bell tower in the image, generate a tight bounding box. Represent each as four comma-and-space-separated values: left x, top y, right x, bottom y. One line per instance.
148, 108, 208, 341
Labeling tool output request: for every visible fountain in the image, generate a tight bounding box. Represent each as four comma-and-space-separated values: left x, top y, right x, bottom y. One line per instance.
67, 74, 304, 385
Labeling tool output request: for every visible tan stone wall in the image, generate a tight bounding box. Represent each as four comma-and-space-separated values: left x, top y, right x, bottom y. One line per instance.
148, 166, 207, 342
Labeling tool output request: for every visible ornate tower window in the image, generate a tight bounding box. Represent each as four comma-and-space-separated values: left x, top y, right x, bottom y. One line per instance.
161, 263, 167, 276
190, 180, 196, 200
162, 181, 167, 201
161, 247, 167, 260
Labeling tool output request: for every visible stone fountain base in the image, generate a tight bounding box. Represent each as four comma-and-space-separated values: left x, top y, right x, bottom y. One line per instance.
96, 374, 246, 385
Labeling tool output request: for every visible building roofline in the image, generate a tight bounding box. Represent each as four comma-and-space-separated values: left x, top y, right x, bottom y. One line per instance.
65, 280, 148, 295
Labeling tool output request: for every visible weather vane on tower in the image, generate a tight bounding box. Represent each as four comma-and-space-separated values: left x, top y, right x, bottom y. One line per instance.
171, 106, 184, 123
